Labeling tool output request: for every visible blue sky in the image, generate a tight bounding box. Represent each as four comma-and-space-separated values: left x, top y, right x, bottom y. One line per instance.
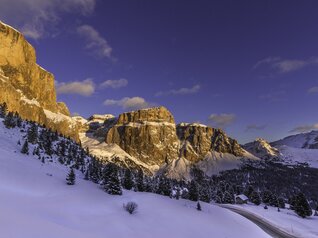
1, 0, 318, 143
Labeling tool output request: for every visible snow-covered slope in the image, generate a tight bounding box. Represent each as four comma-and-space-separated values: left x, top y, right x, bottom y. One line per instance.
243, 138, 281, 161
0, 121, 271, 238
272, 130, 318, 149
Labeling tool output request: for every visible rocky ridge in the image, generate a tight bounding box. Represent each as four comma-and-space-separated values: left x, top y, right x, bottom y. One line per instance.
0, 21, 79, 140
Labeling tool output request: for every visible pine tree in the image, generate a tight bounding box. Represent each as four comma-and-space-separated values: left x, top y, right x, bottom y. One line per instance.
66, 168, 76, 185
136, 169, 144, 192
103, 163, 122, 195
188, 180, 199, 201
0, 102, 7, 117
262, 190, 272, 204
250, 191, 261, 205
157, 176, 171, 196
21, 140, 29, 155
123, 169, 134, 190
223, 191, 235, 204
197, 202, 202, 211
293, 193, 312, 218
4, 112, 16, 128
27, 123, 38, 144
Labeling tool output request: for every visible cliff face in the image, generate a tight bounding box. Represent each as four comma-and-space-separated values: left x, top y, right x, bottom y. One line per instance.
177, 123, 243, 162
0, 21, 78, 140
106, 107, 180, 166
104, 107, 245, 170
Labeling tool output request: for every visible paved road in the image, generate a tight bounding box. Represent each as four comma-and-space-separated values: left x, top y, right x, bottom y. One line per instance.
219, 205, 299, 238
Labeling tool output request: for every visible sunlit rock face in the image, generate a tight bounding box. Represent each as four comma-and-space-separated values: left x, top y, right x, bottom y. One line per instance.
177, 123, 244, 162
0, 21, 78, 140
106, 107, 180, 166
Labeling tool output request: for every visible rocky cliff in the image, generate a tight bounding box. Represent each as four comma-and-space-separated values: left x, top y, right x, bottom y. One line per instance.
102, 107, 247, 174
243, 138, 281, 161
105, 107, 180, 166
0, 21, 78, 140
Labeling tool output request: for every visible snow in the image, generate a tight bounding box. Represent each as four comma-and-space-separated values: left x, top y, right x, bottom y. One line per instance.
0, 121, 271, 238
44, 109, 77, 128
236, 194, 248, 201
178, 122, 208, 127
221, 204, 318, 238
276, 145, 318, 168
272, 130, 318, 149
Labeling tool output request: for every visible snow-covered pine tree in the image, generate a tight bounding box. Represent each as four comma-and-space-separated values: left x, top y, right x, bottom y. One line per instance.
103, 163, 122, 195
21, 140, 29, 155
66, 168, 76, 185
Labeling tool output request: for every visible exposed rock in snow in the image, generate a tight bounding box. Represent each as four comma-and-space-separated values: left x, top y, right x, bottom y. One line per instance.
243, 138, 281, 161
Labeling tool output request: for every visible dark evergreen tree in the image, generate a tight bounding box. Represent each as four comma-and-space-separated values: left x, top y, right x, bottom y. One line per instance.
136, 169, 144, 192
157, 176, 171, 196
103, 163, 122, 195
66, 168, 76, 185
278, 197, 285, 208
262, 190, 272, 204
0, 102, 8, 117
21, 140, 29, 155
223, 191, 235, 204
293, 193, 312, 218
250, 191, 261, 205
4, 112, 16, 128
123, 169, 134, 190
27, 123, 38, 144
188, 180, 199, 201
197, 202, 202, 211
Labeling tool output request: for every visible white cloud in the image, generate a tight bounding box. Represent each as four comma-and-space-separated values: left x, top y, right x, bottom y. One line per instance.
77, 25, 113, 59
254, 57, 318, 73
103, 97, 154, 110
308, 86, 318, 94
290, 124, 318, 133
0, 0, 96, 40
56, 78, 95, 96
100, 79, 128, 89
208, 113, 236, 128
155, 84, 200, 97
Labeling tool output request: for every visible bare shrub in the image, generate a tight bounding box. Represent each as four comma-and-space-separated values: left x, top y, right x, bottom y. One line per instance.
123, 202, 138, 214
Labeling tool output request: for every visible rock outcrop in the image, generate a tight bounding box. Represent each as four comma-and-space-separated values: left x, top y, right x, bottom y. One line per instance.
177, 123, 243, 162
243, 138, 280, 161
104, 107, 245, 170
106, 107, 180, 166
0, 21, 78, 140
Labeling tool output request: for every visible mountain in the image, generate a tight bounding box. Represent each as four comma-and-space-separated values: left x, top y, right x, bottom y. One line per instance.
243, 138, 281, 161
77, 106, 258, 179
0, 21, 256, 179
244, 132, 318, 168
271, 130, 318, 149
0, 21, 78, 140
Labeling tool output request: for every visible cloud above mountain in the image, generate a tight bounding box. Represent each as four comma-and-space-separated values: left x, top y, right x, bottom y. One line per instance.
208, 113, 236, 128
103, 97, 154, 110
290, 123, 318, 133
56, 78, 95, 96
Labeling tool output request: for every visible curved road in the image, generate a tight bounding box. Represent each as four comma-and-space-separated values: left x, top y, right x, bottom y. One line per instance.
219, 205, 299, 238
